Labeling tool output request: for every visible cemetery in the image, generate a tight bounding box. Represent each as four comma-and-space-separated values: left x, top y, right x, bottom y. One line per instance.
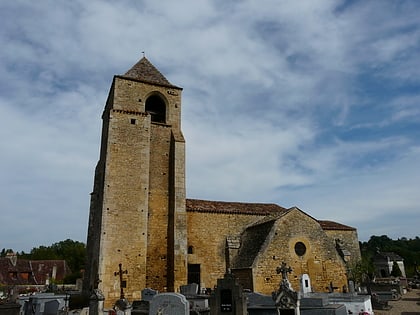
2, 58, 418, 314
3, 256, 418, 315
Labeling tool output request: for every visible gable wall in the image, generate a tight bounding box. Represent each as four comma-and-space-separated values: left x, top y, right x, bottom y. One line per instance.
253, 210, 349, 294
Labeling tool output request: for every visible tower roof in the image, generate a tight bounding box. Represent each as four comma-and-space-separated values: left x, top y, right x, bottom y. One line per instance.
122, 57, 180, 88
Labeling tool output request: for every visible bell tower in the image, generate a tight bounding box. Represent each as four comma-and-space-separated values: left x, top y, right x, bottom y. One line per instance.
84, 57, 187, 304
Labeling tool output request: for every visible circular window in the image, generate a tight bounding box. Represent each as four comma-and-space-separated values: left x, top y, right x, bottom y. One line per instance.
294, 242, 306, 256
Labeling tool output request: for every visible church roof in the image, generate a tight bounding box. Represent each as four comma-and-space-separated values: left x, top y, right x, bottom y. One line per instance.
232, 219, 276, 269
317, 220, 356, 231
121, 57, 180, 89
186, 198, 287, 215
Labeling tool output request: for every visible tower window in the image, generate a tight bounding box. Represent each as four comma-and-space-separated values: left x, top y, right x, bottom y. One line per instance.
188, 246, 194, 254
145, 95, 166, 123
130, 118, 136, 125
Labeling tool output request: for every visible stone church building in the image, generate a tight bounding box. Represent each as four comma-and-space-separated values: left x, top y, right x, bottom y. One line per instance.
84, 57, 361, 306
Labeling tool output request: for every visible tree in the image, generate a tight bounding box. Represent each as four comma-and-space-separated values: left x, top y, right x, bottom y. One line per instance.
26, 239, 86, 284
0, 248, 14, 257
360, 235, 420, 277
391, 261, 402, 277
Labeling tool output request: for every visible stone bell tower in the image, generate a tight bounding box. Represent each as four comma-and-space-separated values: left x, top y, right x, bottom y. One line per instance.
84, 57, 187, 304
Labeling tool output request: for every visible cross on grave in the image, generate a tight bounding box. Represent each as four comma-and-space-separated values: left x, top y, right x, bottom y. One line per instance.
273, 262, 299, 313
277, 261, 293, 281
326, 281, 338, 293
114, 263, 128, 299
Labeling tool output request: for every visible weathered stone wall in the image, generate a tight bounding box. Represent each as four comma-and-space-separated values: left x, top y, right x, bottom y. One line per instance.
85, 75, 186, 307
253, 209, 349, 294
323, 229, 361, 264
98, 107, 151, 302
186, 211, 266, 289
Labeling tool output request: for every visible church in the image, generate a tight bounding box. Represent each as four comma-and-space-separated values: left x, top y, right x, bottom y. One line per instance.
83, 57, 361, 306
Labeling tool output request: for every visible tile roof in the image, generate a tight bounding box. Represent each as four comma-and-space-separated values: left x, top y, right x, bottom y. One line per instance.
317, 220, 356, 231
186, 198, 287, 215
0, 257, 71, 285
121, 57, 180, 89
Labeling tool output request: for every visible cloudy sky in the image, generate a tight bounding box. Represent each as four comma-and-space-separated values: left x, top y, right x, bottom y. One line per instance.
1, 0, 419, 252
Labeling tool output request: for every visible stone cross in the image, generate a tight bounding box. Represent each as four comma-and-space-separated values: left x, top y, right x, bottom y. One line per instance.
276, 261, 293, 281
114, 263, 128, 299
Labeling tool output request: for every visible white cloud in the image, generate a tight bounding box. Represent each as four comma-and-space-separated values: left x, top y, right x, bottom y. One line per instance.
1, 0, 419, 251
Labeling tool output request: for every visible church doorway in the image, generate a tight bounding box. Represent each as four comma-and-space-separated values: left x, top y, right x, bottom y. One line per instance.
188, 264, 200, 285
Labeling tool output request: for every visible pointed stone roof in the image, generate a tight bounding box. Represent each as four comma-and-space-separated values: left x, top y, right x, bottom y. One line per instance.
122, 57, 180, 88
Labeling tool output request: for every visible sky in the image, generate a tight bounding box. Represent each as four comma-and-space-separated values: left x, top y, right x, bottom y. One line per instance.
1, 0, 419, 252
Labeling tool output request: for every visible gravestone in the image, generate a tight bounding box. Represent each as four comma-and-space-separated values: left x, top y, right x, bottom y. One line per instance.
180, 283, 199, 296
0, 303, 21, 315
149, 292, 189, 315
24, 297, 41, 315
348, 281, 355, 295
142, 288, 158, 302
44, 300, 60, 315
300, 274, 311, 295
210, 272, 247, 315
89, 289, 104, 315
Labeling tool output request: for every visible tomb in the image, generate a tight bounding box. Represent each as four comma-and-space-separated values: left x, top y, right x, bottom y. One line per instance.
149, 293, 189, 315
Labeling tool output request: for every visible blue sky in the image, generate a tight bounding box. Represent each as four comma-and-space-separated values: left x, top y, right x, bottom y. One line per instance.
1, 0, 419, 252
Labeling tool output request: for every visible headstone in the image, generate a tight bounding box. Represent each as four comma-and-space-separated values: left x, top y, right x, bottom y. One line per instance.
142, 288, 158, 302
180, 283, 199, 296
75, 278, 84, 291
0, 303, 21, 315
300, 274, 311, 295
209, 272, 247, 315
348, 281, 355, 295
246, 292, 275, 307
89, 289, 104, 315
44, 300, 60, 315
115, 298, 132, 315
24, 297, 41, 315
149, 292, 189, 315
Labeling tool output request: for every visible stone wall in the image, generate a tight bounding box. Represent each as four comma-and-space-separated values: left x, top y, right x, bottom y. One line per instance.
186, 211, 265, 290
186, 208, 352, 295
323, 229, 361, 264
85, 75, 186, 307
253, 209, 349, 294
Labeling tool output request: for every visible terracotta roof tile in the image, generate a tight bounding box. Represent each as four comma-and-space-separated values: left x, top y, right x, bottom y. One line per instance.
0, 257, 71, 285
318, 220, 356, 231
186, 198, 286, 215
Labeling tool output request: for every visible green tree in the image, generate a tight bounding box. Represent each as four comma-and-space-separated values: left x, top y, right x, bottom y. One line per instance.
390, 261, 402, 277
0, 248, 14, 257
26, 239, 86, 284
360, 235, 420, 277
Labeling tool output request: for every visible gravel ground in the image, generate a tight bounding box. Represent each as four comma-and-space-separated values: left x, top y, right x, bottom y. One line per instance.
374, 289, 420, 315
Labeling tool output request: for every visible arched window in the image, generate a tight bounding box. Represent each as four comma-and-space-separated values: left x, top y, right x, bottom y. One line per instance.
145, 94, 166, 123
